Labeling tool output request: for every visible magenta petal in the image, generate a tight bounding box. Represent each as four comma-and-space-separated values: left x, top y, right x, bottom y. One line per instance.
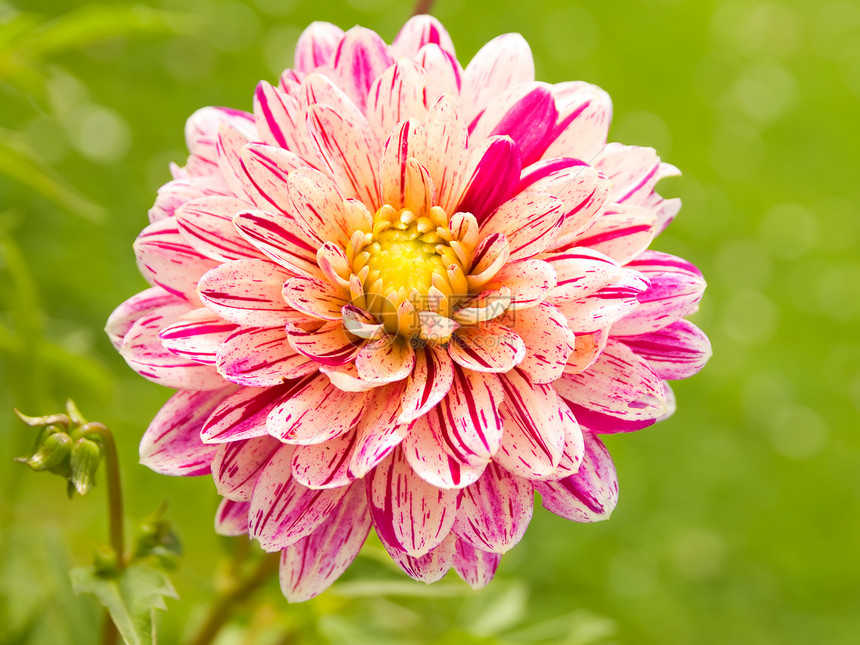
366, 447, 458, 557
212, 435, 281, 501
453, 539, 501, 589
620, 319, 712, 380
453, 462, 533, 554
535, 432, 618, 522
139, 388, 232, 476
214, 498, 250, 536
470, 82, 558, 165
249, 444, 349, 552
455, 136, 521, 222
279, 481, 370, 602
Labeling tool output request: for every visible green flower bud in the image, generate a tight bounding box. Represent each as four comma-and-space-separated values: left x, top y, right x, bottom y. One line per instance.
25, 431, 73, 474
93, 545, 120, 577
70, 437, 101, 495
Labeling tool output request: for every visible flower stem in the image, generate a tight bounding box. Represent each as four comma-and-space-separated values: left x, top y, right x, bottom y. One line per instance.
412, 0, 437, 16
186, 552, 280, 645
78, 422, 125, 565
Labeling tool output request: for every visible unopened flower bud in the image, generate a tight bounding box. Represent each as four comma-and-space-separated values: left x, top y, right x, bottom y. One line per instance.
70, 437, 101, 495
25, 431, 73, 474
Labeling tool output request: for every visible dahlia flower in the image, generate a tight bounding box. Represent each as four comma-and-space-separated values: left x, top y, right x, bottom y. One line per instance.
107, 16, 710, 601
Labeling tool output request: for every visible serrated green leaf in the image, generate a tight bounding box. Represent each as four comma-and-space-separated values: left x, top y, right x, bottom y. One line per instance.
70, 564, 178, 645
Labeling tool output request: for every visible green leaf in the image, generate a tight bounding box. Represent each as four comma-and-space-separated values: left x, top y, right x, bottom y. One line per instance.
70, 564, 178, 645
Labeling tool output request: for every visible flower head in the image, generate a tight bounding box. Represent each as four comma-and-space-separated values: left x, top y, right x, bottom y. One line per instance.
108, 15, 710, 601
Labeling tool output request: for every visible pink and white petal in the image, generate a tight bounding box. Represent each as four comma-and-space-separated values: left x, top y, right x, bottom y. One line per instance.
330, 26, 395, 111
134, 218, 220, 303
462, 33, 534, 119
558, 269, 649, 334
294, 21, 344, 73
495, 369, 576, 480
594, 143, 661, 206
480, 192, 563, 260
285, 321, 363, 366
305, 104, 381, 207
385, 533, 456, 584
564, 328, 608, 375
320, 361, 390, 393
554, 339, 669, 433
455, 136, 521, 223
215, 124, 255, 202
282, 275, 349, 321
402, 416, 486, 490
240, 143, 310, 214
398, 344, 455, 424
453, 540, 501, 589
214, 499, 250, 536
341, 304, 384, 341
348, 383, 411, 477
175, 196, 260, 262
610, 252, 707, 336
620, 319, 712, 380
542, 417, 586, 481
392, 14, 456, 59
366, 447, 459, 557
570, 203, 657, 265
291, 429, 357, 489
452, 462, 533, 553
508, 303, 577, 384
452, 287, 512, 326
535, 432, 618, 522
184, 106, 255, 169
279, 481, 370, 602
485, 258, 556, 310
543, 247, 622, 305
148, 175, 229, 224
217, 326, 316, 387
415, 44, 462, 105
519, 159, 610, 246
543, 81, 613, 162
139, 388, 232, 476
317, 242, 352, 289
267, 374, 366, 444
253, 82, 309, 157
197, 259, 302, 327
449, 322, 525, 373
120, 305, 227, 391
201, 383, 295, 443
106, 287, 179, 350
427, 366, 504, 465
159, 309, 236, 365
249, 444, 350, 552
286, 167, 357, 247
355, 336, 415, 383
233, 210, 321, 278
468, 233, 511, 287
212, 435, 282, 501
378, 119, 428, 210
424, 95, 469, 213
368, 60, 427, 143
470, 82, 558, 165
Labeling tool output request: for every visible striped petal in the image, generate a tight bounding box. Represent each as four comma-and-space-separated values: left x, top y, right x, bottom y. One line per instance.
508, 303, 577, 384
285, 321, 362, 366
544, 247, 622, 305
158, 309, 236, 365
253, 82, 309, 157
201, 384, 289, 443
233, 210, 321, 278
392, 14, 456, 59
485, 258, 556, 310
330, 26, 394, 111
543, 81, 613, 162
139, 388, 232, 476
287, 168, 359, 247
291, 429, 357, 489
398, 344, 455, 424
424, 95, 469, 213
555, 339, 669, 433
368, 60, 427, 143
385, 533, 456, 584
175, 196, 260, 262
402, 416, 486, 490
480, 192, 563, 260
463, 33, 534, 119
294, 21, 343, 73
415, 44, 462, 105
348, 383, 410, 477
452, 462, 533, 553
449, 322, 526, 373
455, 136, 521, 223
282, 275, 349, 321
267, 374, 365, 444
279, 481, 370, 602
214, 499, 250, 536
558, 269, 648, 334
366, 447, 458, 557
249, 444, 349, 552
535, 432, 618, 522
564, 329, 608, 375
620, 320, 712, 380
378, 119, 428, 210
453, 540, 501, 589
107, 287, 180, 350
594, 143, 661, 206
355, 336, 415, 383
240, 143, 309, 214
495, 368, 579, 480
569, 203, 657, 264
212, 435, 281, 501
216, 326, 315, 387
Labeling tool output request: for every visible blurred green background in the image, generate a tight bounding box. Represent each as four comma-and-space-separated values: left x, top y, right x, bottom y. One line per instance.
1, 0, 858, 643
